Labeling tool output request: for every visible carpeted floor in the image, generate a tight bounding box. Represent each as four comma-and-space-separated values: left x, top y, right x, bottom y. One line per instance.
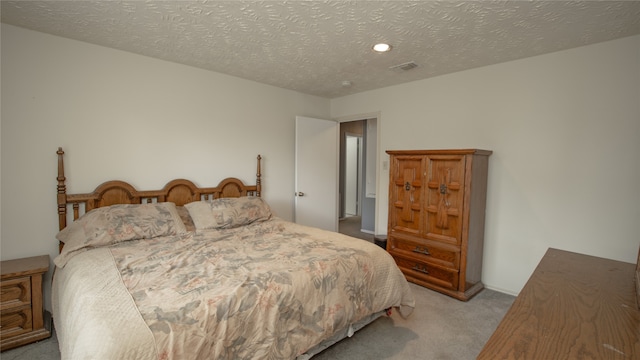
339, 215, 374, 242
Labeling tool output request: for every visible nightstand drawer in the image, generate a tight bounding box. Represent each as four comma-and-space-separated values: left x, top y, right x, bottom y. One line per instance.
0, 305, 33, 338
0, 277, 32, 311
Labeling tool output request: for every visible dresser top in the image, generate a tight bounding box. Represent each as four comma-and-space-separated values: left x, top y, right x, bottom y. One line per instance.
1, 255, 50, 278
386, 149, 492, 156
478, 248, 640, 359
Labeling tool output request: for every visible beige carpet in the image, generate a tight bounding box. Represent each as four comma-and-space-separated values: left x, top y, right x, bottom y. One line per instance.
339, 215, 374, 242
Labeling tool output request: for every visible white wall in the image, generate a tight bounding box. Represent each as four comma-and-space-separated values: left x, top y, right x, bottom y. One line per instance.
1, 24, 330, 310
331, 35, 640, 294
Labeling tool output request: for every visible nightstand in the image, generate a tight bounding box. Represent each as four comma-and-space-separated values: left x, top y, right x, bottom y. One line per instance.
1, 255, 51, 351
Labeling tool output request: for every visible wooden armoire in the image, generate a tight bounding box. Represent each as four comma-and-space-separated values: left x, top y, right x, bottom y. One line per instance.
386, 149, 492, 301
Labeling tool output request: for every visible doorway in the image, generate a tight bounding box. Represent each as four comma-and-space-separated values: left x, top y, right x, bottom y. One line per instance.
293, 114, 379, 238
338, 118, 377, 242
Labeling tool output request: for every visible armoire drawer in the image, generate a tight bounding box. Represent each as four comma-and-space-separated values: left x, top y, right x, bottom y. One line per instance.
393, 255, 459, 290
388, 236, 460, 269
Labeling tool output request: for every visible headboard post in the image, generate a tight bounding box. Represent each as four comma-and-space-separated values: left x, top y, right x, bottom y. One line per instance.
57, 147, 67, 231
256, 155, 262, 197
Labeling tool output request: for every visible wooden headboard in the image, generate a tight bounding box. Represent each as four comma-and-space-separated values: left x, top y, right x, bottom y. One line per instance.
56, 147, 262, 234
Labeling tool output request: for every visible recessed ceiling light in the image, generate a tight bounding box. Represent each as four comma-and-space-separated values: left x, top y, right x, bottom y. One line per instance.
372, 43, 392, 53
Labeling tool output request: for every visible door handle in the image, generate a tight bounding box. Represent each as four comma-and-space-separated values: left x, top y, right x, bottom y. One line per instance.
296, 192, 305, 196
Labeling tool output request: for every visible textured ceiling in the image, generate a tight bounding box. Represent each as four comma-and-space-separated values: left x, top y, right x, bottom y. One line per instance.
2, 1, 640, 98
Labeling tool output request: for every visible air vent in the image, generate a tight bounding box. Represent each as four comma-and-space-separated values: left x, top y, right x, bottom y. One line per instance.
390, 61, 418, 72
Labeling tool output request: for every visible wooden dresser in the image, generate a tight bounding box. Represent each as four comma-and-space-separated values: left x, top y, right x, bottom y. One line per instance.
478, 248, 640, 359
0, 255, 51, 351
386, 149, 491, 301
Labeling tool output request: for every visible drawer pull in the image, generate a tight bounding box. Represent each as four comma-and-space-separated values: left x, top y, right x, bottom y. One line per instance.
412, 264, 429, 274
412, 246, 431, 256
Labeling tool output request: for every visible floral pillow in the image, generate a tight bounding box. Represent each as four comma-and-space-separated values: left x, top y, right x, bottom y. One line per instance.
55, 202, 187, 267
185, 197, 272, 230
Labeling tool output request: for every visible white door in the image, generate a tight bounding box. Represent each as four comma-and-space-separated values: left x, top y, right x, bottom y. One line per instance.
295, 116, 339, 231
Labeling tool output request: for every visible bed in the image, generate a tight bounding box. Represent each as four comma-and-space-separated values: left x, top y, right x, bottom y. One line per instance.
51, 148, 415, 360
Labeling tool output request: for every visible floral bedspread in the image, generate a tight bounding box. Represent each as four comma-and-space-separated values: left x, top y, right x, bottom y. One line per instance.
53, 218, 415, 360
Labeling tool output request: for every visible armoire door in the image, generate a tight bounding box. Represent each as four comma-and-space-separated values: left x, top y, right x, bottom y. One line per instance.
388, 155, 424, 236
424, 155, 466, 245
